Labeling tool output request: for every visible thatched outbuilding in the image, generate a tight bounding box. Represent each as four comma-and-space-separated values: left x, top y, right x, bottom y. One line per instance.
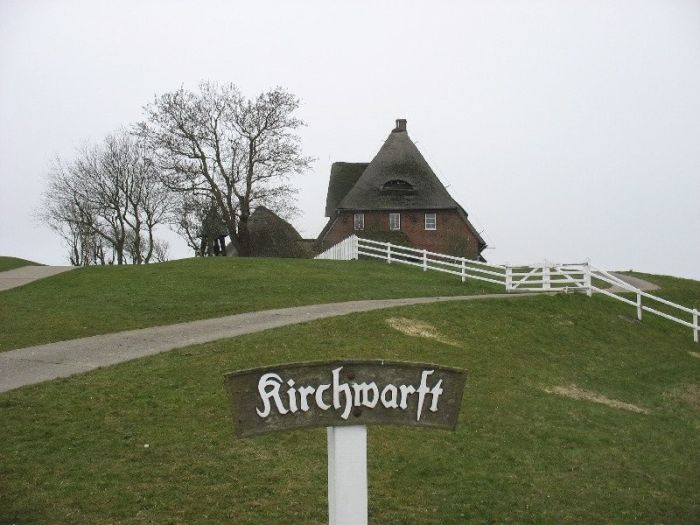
246, 206, 311, 258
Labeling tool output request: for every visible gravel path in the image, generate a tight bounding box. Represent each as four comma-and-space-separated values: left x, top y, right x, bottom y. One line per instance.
0, 293, 545, 393
0, 265, 75, 291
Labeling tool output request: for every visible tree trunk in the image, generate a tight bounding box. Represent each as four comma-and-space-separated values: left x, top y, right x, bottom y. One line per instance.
237, 216, 251, 256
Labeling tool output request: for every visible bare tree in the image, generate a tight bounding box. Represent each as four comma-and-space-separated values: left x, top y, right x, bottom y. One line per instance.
171, 191, 212, 256
42, 192, 110, 266
135, 81, 312, 256
41, 132, 172, 264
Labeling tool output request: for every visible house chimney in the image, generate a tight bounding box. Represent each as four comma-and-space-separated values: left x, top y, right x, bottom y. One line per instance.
394, 119, 407, 132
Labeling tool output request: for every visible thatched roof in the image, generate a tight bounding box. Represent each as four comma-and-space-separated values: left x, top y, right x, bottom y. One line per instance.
324, 162, 368, 217
320, 119, 487, 254
247, 206, 310, 258
336, 121, 459, 212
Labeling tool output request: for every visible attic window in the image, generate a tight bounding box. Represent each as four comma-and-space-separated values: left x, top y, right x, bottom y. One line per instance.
381, 179, 414, 191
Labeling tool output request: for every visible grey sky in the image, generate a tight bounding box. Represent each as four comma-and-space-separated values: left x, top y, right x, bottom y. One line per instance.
1, 0, 698, 279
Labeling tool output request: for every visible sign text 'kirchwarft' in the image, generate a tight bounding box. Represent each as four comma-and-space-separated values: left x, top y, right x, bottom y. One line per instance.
224, 360, 467, 437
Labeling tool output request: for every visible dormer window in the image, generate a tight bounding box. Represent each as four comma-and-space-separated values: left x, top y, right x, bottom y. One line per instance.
381, 179, 414, 191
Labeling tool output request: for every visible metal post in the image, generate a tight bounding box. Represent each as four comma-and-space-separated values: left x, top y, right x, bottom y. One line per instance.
422, 249, 427, 271
387, 243, 392, 264
637, 292, 642, 321
693, 309, 698, 343
327, 426, 368, 525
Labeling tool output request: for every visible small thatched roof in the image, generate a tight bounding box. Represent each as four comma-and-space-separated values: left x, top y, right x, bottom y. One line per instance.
247, 206, 310, 258
336, 120, 459, 212
324, 162, 369, 217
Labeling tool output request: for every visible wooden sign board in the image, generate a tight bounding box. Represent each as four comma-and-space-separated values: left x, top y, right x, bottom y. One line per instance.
224, 360, 467, 438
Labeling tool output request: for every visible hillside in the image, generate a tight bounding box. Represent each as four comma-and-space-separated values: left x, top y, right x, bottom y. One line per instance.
0, 257, 501, 351
0, 256, 43, 273
1, 266, 699, 523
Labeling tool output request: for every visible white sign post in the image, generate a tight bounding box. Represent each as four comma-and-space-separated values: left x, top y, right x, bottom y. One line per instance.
224, 360, 466, 524
327, 426, 368, 525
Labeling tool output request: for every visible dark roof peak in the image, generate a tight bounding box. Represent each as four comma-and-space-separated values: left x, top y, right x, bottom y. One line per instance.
336, 121, 458, 211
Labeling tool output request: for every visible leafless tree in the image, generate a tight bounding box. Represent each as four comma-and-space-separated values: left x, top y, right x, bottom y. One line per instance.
135, 81, 312, 255
41, 132, 172, 264
42, 194, 109, 266
171, 191, 211, 256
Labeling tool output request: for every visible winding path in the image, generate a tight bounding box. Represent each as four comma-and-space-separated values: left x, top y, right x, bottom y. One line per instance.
0, 266, 661, 394
0, 265, 75, 292
0, 293, 545, 393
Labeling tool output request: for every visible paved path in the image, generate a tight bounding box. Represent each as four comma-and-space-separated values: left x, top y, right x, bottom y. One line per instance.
0, 267, 660, 394
0, 293, 546, 394
0, 265, 75, 292
609, 272, 660, 292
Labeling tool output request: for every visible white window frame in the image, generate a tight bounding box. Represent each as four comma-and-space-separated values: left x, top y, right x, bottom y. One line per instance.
353, 213, 364, 231
389, 212, 401, 231
425, 212, 436, 230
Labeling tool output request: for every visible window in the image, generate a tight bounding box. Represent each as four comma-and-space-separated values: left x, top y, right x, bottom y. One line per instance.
353, 213, 364, 231
425, 213, 436, 230
381, 179, 414, 191
389, 213, 401, 231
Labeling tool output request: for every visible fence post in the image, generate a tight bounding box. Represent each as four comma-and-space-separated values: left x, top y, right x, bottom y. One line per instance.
584, 260, 592, 297
693, 309, 698, 343
505, 265, 512, 292
352, 235, 359, 260
387, 243, 392, 264
636, 292, 642, 321
543, 261, 550, 290
461, 260, 466, 283
422, 249, 427, 271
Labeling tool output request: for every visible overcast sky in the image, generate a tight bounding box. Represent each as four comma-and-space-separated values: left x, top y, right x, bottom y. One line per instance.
1, 0, 698, 279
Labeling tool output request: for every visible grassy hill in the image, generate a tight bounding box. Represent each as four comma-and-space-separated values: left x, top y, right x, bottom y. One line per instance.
0, 257, 502, 351
1, 260, 699, 523
0, 256, 43, 273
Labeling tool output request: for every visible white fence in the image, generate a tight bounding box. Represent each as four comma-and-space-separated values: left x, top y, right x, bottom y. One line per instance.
315, 235, 699, 343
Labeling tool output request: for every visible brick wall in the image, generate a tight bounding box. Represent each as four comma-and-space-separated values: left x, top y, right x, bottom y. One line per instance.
321, 209, 481, 259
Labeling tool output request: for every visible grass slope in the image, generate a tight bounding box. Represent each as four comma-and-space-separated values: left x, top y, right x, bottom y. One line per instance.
0, 256, 43, 273
2, 288, 699, 523
0, 258, 501, 351
625, 271, 700, 308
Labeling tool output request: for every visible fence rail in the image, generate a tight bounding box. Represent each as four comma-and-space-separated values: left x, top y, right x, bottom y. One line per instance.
315, 235, 698, 343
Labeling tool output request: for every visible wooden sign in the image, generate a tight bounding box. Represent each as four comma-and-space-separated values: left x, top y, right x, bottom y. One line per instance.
224, 360, 467, 438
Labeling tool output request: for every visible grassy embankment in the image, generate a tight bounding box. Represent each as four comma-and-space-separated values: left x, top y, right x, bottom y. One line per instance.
0, 257, 502, 351
624, 271, 700, 307
1, 266, 699, 523
0, 256, 43, 273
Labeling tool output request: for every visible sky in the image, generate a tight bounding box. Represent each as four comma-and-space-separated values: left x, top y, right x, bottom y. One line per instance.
1, 0, 698, 279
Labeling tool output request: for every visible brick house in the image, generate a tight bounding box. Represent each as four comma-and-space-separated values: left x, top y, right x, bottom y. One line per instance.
318, 119, 487, 260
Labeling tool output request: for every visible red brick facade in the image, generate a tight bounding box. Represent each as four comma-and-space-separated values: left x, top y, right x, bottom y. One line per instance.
320, 209, 481, 259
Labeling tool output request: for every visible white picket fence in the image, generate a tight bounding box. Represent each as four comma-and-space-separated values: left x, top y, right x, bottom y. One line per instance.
315, 235, 699, 343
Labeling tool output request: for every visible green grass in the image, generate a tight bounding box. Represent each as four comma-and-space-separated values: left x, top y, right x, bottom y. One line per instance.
624, 271, 700, 308
0, 257, 501, 351
2, 288, 699, 523
0, 256, 43, 272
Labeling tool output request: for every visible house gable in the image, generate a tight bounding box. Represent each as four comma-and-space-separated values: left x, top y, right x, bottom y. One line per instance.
319, 119, 488, 259
324, 162, 368, 217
